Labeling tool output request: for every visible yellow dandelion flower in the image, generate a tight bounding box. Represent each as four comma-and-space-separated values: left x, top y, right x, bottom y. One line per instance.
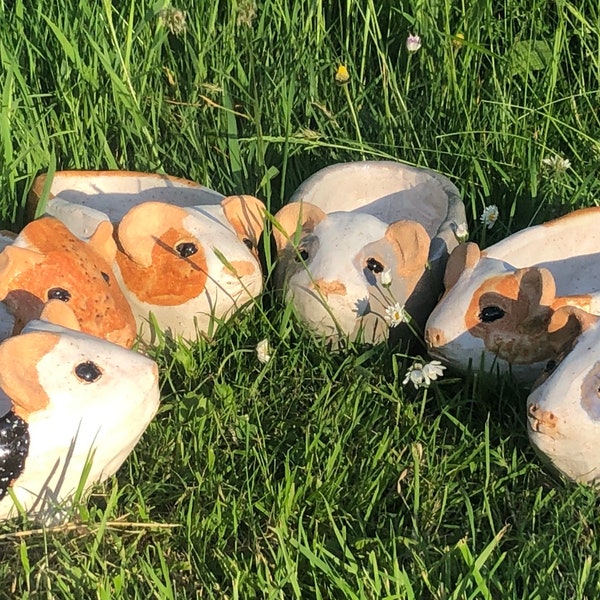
335, 65, 350, 84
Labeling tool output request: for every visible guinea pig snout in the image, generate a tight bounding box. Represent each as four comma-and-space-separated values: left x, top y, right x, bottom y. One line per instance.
425, 326, 446, 349
527, 402, 559, 437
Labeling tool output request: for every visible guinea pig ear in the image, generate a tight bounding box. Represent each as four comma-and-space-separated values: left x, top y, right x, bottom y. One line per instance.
515, 267, 557, 310
547, 305, 598, 355
0, 246, 45, 299
221, 195, 266, 250
39, 299, 81, 331
87, 220, 117, 264
0, 331, 59, 420
443, 242, 481, 291
385, 220, 430, 275
118, 202, 189, 268
272, 202, 327, 252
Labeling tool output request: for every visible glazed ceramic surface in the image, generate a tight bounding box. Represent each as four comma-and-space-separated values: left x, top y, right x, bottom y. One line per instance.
425, 208, 600, 383
527, 307, 600, 483
273, 161, 466, 343
28, 171, 266, 341
0, 320, 159, 522
0, 217, 136, 347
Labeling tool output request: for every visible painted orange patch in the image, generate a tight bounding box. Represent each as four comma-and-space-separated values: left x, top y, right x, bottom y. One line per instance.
0, 219, 136, 347
0, 332, 59, 420
227, 260, 255, 277
116, 227, 209, 306
312, 279, 347, 297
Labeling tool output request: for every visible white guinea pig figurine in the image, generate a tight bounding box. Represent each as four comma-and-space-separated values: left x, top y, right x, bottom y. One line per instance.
0, 320, 159, 522
527, 306, 600, 483
425, 208, 600, 383
273, 161, 466, 343
28, 171, 266, 342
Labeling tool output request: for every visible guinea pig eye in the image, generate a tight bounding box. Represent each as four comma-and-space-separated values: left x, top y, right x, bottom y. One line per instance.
242, 237, 254, 250
101, 271, 110, 283
544, 359, 557, 374
366, 257, 384, 274
74, 361, 102, 383
47, 287, 71, 302
175, 242, 198, 258
294, 249, 309, 262
479, 306, 505, 323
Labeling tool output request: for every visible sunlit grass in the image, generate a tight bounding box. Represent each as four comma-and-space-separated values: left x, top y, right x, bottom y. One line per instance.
1, 0, 600, 597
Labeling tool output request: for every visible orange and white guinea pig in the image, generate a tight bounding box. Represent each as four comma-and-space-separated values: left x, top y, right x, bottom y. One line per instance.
425, 208, 600, 383
0, 320, 159, 522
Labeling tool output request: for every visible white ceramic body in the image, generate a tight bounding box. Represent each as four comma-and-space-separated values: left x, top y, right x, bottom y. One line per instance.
275, 161, 466, 343
425, 208, 600, 382
527, 319, 600, 483
0, 321, 159, 522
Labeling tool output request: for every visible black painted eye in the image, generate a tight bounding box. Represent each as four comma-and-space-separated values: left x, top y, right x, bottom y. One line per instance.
242, 237, 254, 250
74, 361, 102, 383
175, 242, 198, 258
294, 249, 309, 262
479, 306, 506, 323
47, 287, 71, 302
366, 257, 384, 274
101, 271, 110, 283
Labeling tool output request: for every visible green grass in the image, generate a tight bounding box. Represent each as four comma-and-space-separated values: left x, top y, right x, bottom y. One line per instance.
2, 0, 600, 597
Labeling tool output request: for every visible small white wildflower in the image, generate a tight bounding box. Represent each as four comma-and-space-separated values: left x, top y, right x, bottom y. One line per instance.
542, 154, 571, 174
256, 338, 272, 364
453, 222, 469, 242
354, 297, 370, 316
480, 205, 499, 230
159, 7, 187, 35
403, 362, 427, 389
381, 268, 393, 287
422, 360, 446, 382
406, 34, 422, 53
403, 359, 446, 389
385, 302, 407, 327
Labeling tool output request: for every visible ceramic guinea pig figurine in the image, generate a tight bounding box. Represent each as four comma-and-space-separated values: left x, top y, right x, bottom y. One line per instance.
273, 161, 466, 343
527, 306, 600, 483
425, 208, 600, 383
0, 217, 136, 347
28, 171, 266, 341
0, 320, 159, 521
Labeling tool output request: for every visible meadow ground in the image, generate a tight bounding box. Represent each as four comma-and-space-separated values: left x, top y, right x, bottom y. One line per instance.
1, 0, 600, 597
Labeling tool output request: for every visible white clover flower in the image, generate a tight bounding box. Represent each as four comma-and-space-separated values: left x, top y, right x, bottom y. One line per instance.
406, 34, 422, 53
159, 6, 187, 35
403, 360, 446, 389
256, 338, 272, 364
385, 302, 407, 327
381, 268, 393, 287
480, 205, 499, 230
453, 222, 469, 242
542, 154, 571, 174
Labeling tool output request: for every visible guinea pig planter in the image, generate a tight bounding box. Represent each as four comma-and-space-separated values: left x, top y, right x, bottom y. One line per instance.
527, 306, 600, 483
0, 320, 160, 522
28, 171, 266, 341
425, 207, 600, 383
0, 216, 137, 347
273, 161, 466, 343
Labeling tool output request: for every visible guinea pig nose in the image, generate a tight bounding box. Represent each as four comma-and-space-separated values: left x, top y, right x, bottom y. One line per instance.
425, 327, 445, 348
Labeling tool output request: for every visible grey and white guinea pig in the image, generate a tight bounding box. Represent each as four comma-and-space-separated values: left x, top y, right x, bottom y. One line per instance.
527, 306, 600, 483
0, 320, 159, 522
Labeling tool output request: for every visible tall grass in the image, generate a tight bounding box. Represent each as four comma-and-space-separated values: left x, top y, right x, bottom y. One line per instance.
1, 0, 600, 597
